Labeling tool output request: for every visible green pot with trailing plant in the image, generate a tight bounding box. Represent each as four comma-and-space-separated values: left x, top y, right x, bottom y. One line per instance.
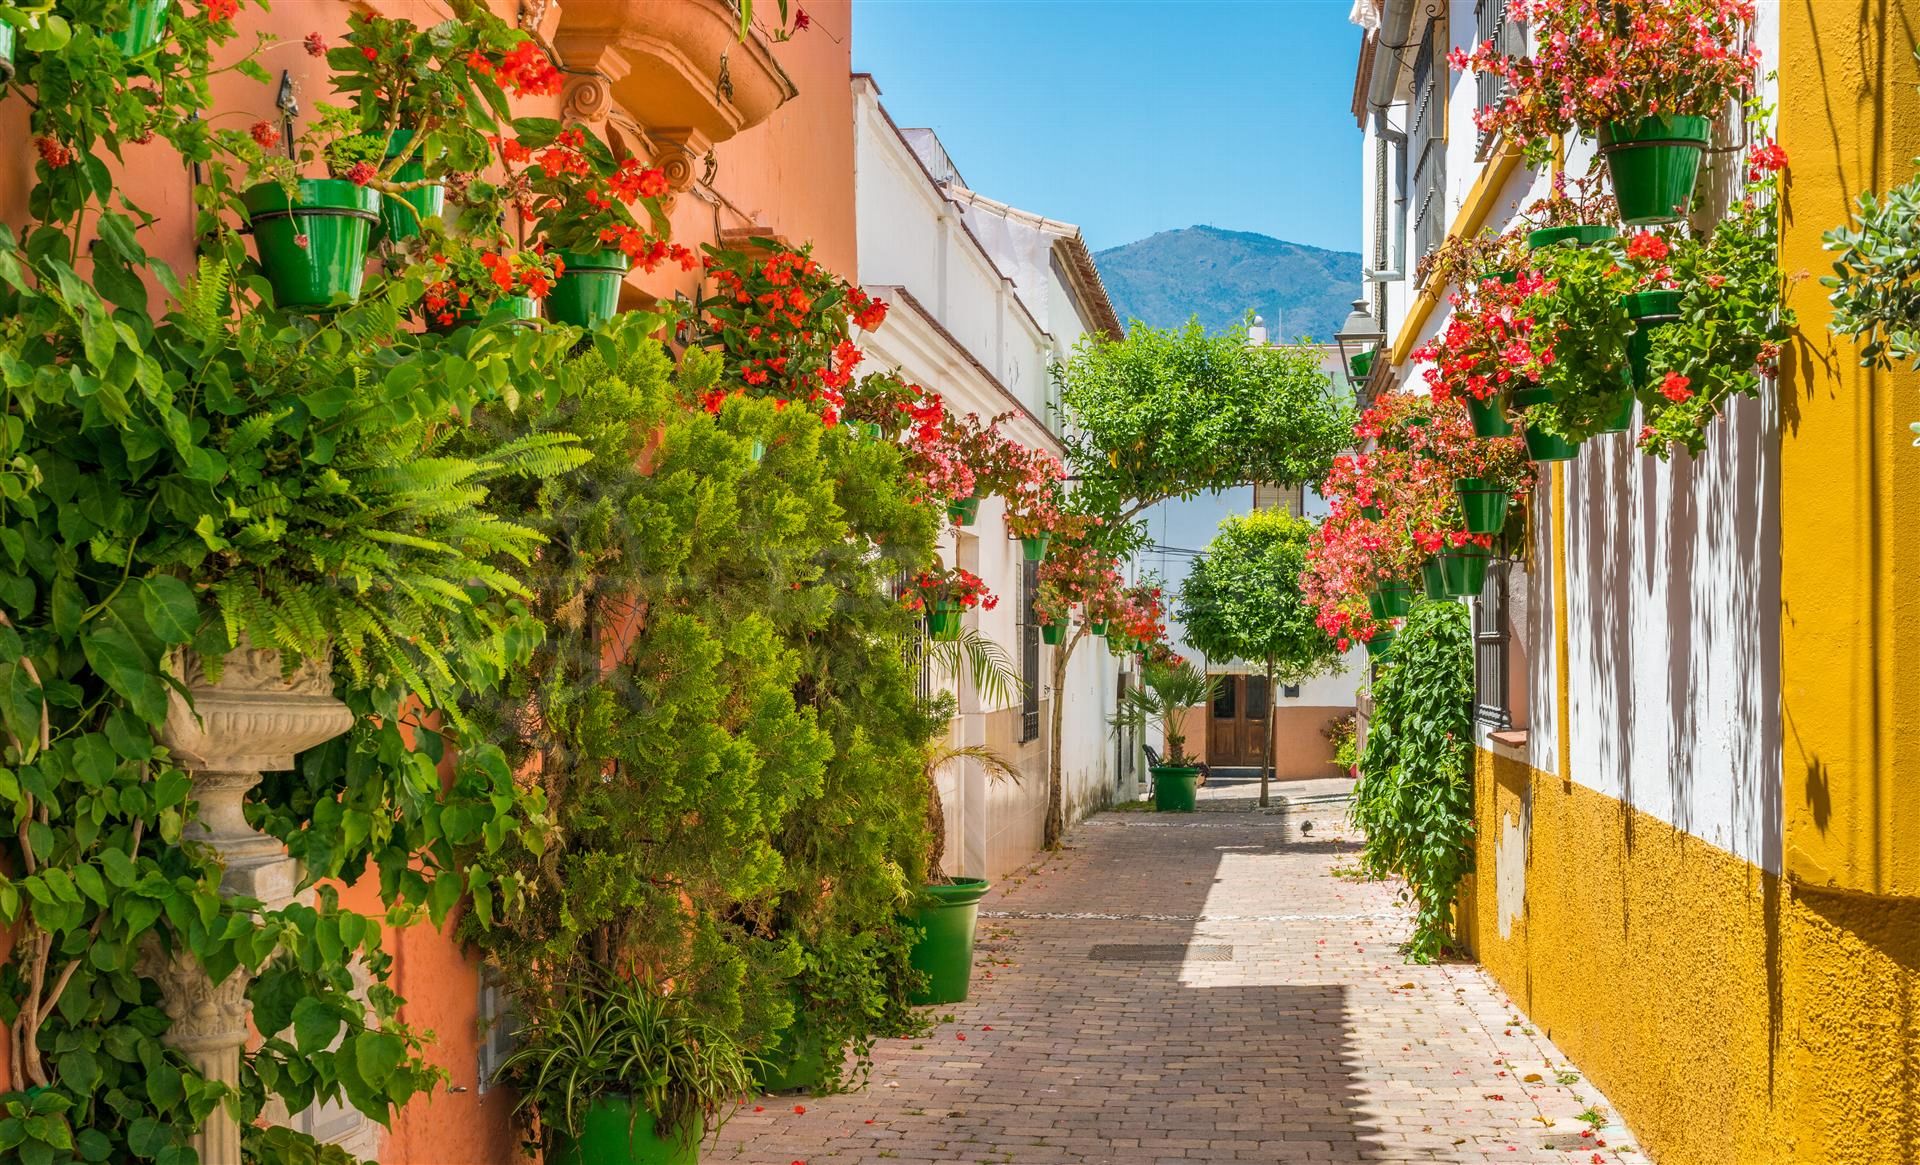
911, 566, 994, 645
242, 179, 384, 309
1364, 629, 1397, 659
377, 129, 444, 243
1019, 534, 1050, 562
1527, 223, 1618, 250
1421, 558, 1447, 600
1041, 620, 1066, 646
1117, 659, 1218, 813
109, 0, 169, 56
1624, 288, 1684, 389
1462, 392, 1514, 438
421, 242, 558, 330
1601, 116, 1712, 227
499, 978, 755, 1165
549, 249, 631, 329
753, 988, 826, 1094
1520, 417, 1581, 462
1432, 542, 1493, 598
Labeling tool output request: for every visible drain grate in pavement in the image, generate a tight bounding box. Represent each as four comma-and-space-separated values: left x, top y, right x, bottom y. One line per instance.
1086, 943, 1233, 962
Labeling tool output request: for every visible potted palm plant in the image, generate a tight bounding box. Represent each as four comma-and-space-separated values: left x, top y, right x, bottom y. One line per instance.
1115, 659, 1218, 813
498, 977, 757, 1165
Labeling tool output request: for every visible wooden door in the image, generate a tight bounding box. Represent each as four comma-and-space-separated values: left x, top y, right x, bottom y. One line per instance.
1207, 675, 1273, 767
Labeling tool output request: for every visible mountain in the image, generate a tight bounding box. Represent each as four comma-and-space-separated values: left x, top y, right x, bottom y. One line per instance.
1093, 226, 1360, 342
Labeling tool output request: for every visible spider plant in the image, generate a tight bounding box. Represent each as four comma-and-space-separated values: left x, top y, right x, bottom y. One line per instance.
496, 977, 757, 1153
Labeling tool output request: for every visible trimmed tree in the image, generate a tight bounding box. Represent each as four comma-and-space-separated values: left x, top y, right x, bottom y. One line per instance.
1178, 509, 1343, 807
1042, 320, 1351, 845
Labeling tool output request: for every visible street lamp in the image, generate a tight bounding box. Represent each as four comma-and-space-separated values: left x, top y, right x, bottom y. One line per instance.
1334, 299, 1385, 390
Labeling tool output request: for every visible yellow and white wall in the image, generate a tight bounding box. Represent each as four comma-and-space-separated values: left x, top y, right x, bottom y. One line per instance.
1358, 1, 1920, 1159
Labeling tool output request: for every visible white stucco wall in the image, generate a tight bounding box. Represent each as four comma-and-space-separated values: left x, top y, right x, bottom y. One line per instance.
1359, 4, 1784, 873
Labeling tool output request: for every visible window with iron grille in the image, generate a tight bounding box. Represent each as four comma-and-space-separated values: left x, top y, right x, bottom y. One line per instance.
1473, 563, 1511, 727
1474, 0, 1526, 159
1408, 15, 1449, 266
1019, 560, 1040, 741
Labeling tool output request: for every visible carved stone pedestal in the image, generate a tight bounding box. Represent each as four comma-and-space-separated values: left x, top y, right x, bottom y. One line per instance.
152, 646, 355, 1165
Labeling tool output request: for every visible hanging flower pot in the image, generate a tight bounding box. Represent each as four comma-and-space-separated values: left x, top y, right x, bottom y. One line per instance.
860, 421, 884, 439
1364, 631, 1396, 659
1623, 289, 1684, 389
1019, 534, 1050, 563
242, 179, 382, 310
1041, 622, 1066, 646
377, 130, 444, 244
946, 495, 981, 526
431, 294, 541, 333
1600, 115, 1712, 227
926, 602, 963, 642
1522, 422, 1581, 463
0, 22, 15, 84
1507, 382, 1555, 410
1421, 558, 1447, 601
547, 249, 629, 328
1436, 546, 1492, 598
1464, 393, 1514, 438
1359, 504, 1385, 521
908, 878, 990, 1004
1456, 477, 1510, 535
109, 0, 169, 56
1086, 620, 1108, 636
1369, 581, 1414, 619
1526, 224, 1618, 251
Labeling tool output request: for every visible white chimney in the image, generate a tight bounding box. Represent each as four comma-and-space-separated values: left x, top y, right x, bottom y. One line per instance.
1247, 314, 1268, 346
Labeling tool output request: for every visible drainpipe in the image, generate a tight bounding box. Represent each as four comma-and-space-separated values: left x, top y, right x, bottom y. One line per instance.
1366, 0, 1420, 114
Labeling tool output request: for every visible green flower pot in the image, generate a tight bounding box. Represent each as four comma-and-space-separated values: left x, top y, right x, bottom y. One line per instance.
1526, 224, 1618, 250
546, 1096, 696, 1165
242, 179, 381, 310
1456, 477, 1510, 535
1019, 534, 1051, 563
1421, 558, 1447, 600
1364, 631, 1397, 659
549, 249, 629, 328
1623, 289, 1683, 389
1507, 382, 1554, 409
0, 22, 15, 83
1360, 504, 1385, 521
860, 421, 884, 439
927, 602, 962, 642
908, 878, 990, 1005
1086, 621, 1107, 636
748, 440, 766, 464
1601, 115, 1711, 226
1041, 622, 1066, 646
1464, 393, 1514, 438
1522, 423, 1582, 463
1486, 268, 1519, 285
1349, 349, 1375, 381
378, 130, 444, 244
1151, 764, 1201, 812
109, 0, 169, 55
1371, 581, 1414, 619
754, 992, 825, 1095
946, 495, 981, 526
1598, 392, 1636, 434
1436, 547, 1492, 598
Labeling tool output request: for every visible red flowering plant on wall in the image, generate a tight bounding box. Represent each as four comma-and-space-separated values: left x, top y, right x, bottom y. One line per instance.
489, 127, 684, 262
1002, 446, 1068, 540
1450, 0, 1760, 164
1413, 269, 1553, 408
843, 371, 946, 448
1109, 583, 1168, 651
1034, 517, 1118, 630
906, 565, 998, 613
419, 244, 562, 326
685, 241, 887, 426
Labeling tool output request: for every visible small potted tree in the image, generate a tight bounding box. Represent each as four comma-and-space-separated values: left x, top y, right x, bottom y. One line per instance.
499, 978, 757, 1165
1114, 659, 1218, 813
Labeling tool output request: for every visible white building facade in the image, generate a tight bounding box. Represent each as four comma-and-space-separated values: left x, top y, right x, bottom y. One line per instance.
852, 75, 1126, 879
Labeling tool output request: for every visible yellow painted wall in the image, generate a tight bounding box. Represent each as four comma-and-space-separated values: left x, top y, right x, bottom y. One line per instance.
1777, 0, 1920, 898
1464, 750, 1920, 1163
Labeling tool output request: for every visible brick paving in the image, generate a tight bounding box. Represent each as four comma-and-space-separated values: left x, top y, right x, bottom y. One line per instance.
712, 777, 1647, 1164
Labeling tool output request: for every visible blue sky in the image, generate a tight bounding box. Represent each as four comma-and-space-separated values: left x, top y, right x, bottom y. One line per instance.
849, 0, 1364, 256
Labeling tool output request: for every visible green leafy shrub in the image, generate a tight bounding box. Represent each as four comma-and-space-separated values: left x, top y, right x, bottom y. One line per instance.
1351, 601, 1475, 963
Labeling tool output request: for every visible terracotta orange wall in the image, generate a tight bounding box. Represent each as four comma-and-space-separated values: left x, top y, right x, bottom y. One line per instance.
0, 0, 856, 1158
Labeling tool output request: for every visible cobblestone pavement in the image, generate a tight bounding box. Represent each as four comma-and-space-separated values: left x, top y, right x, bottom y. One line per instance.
712, 778, 1648, 1164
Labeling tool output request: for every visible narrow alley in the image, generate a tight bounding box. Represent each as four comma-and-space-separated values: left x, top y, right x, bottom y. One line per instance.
713, 779, 1647, 1164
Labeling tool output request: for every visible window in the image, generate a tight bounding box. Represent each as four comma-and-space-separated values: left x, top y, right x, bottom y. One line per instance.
477, 964, 520, 1095
1474, 0, 1526, 159
1018, 561, 1041, 741
1474, 563, 1511, 727
1212, 678, 1236, 720
1408, 15, 1449, 267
